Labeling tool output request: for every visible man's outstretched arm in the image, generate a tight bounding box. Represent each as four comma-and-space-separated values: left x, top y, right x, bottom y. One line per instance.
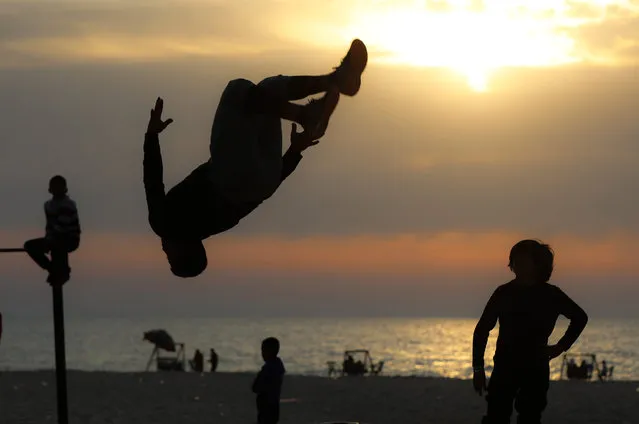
144, 132, 167, 235
144, 98, 173, 237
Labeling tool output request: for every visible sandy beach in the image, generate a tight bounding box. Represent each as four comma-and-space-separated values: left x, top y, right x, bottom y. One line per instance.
2, 371, 638, 424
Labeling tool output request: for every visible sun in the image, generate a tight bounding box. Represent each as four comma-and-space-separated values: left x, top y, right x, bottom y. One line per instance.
463, 67, 491, 92
340, 3, 579, 92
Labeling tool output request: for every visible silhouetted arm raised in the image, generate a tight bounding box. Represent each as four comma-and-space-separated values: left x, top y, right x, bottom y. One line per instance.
554, 287, 588, 352
143, 132, 167, 236
144, 98, 173, 237
472, 287, 502, 369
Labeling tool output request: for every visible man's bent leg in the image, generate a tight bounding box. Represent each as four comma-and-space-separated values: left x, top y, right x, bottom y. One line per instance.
209, 79, 284, 204
50, 248, 69, 276
259, 74, 333, 101
255, 38, 369, 101
23, 238, 52, 271
242, 79, 305, 124
48, 238, 78, 285
257, 75, 340, 138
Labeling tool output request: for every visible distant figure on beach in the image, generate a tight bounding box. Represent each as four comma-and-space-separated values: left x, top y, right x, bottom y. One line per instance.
580, 359, 589, 379
209, 348, 219, 372
344, 354, 355, 374
252, 337, 285, 424
566, 358, 576, 378
191, 349, 204, 372
24, 176, 81, 285
472, 239, 588, 424
143, 40, 368, 278
598, 360, 614, 381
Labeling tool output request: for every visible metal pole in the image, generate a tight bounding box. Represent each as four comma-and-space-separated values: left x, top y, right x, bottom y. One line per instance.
51, 283, 69, 424
2, 246, 70, 423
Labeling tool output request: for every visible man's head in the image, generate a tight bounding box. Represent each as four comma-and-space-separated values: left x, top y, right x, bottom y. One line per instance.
161, 239, 208, 278
508, 239, 554, 284
261, 337, 280, 361
48, 175, 68, 197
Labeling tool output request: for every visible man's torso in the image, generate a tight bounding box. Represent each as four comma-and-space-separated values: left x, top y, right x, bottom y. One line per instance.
163, 163, 262, 240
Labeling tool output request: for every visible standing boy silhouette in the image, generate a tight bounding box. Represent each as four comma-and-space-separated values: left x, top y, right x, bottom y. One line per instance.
473, 239, 588, 424
252, 337, 285, 424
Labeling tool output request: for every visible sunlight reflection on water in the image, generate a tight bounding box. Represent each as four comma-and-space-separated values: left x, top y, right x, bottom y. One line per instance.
1, 317, 637, 380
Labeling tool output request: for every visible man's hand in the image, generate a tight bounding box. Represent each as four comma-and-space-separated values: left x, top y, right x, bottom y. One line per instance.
473, 368, 487, 396
545, 344, 564, 360
147, 97, 173, 135
289, 123, 319, 153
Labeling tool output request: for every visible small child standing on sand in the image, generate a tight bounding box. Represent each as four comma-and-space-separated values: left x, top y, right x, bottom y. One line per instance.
472, 239, 588, 424
252, 337, 286, 424
23, 175, 81, 285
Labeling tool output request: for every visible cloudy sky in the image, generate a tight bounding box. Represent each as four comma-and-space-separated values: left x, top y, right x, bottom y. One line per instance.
1, 0, 639, 318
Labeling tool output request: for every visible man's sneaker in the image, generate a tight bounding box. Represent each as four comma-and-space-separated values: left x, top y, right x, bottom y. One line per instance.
301, 88, 340, 139
330, 39, 368, 96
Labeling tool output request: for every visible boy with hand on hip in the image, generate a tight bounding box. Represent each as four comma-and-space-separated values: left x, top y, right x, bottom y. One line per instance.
473, 239, 588, 424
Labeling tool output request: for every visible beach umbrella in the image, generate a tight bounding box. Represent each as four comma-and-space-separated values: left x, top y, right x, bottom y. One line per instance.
143, 329, 176, 352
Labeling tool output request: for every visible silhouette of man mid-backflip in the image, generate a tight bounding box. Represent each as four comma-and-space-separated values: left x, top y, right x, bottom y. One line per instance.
143, 40, 367, 278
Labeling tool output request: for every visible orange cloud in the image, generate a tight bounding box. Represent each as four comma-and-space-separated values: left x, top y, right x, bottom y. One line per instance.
1, 229, 638, 279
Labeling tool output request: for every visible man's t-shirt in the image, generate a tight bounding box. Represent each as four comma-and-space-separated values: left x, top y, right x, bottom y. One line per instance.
143, 133, 302, 241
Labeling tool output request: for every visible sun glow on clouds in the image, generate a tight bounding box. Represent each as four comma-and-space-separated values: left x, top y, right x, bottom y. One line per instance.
336, 0, 631, 91
2, 1, 639, 86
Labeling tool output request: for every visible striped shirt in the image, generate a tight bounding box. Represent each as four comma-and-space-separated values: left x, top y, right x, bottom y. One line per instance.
45, 195, 81, 241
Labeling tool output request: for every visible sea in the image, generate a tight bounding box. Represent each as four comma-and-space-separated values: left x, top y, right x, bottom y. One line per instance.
0, 317, 637, 380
